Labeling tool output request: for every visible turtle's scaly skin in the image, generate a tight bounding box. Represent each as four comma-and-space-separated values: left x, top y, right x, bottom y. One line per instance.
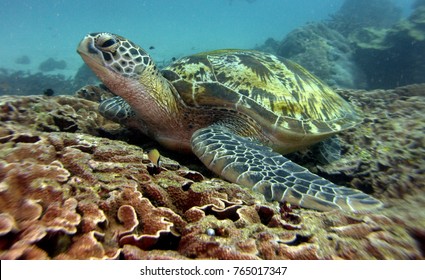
192, 126, 380, 212
77, 32, 383, 212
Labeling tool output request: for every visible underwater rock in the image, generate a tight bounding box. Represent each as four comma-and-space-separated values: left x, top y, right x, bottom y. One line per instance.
276, 23, 366, 88
255, 37, 280, 55
0, 85, 424, 259
73, 64, 99, 91
256, 0, 422, 90
350, 5, 425, 89
38, 58, 67, 72
0, 70, 77, 96
414, 0, 425, 9
327, 0, 402, 36
15, 55, 31, 65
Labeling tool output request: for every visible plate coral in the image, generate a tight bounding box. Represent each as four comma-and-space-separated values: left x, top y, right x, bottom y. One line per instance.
0, 84, 424, 259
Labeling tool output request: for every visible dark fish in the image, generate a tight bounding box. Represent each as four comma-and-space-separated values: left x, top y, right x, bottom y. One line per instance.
171, 57, 176, 62
149, 46, 155, 50
43, 88, 54, 96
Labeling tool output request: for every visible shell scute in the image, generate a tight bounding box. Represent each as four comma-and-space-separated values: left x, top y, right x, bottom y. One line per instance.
164, 49, 360, 135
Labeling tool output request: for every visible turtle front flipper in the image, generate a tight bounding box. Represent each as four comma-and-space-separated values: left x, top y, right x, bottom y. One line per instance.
99, 96, 136, 124
99, 96, 150, 134
191, 125, 383, 212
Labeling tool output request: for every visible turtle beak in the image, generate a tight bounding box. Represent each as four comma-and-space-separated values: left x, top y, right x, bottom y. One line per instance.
77, 34, 115, 83
77, 34, 107, 73
77, 34, 99, 58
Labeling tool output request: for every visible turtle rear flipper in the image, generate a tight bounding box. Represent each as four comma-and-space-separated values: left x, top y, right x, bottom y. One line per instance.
313, 136, 342, 164
191, 126, 383, 212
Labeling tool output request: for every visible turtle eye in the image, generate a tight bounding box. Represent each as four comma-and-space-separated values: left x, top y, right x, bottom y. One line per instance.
96, 34, 118, 52
101, 39, 116, 48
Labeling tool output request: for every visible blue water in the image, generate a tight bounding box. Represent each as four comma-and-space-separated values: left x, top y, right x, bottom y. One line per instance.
0, 0, 416, 77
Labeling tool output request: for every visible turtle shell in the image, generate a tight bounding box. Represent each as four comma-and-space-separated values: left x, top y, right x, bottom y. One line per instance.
161, 50, 360, 141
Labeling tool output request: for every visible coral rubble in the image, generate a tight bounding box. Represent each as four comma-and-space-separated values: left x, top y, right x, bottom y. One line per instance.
0, 85, 424, 259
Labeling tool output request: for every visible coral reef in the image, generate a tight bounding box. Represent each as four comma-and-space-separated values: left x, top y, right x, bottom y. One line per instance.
38, 58, 67, 72
327, 0, 402, 36
257, 0, 424, 89
0, 63, 97, 97
73, 64, 100, 91
0, 69, 76, 96
0, 84, 424, 260
290, 84, 425, 199
75, 85, 115, 103
350, 4, 425, 88
274, 23, 365, 88
335, 85, 425, 197
0, 95, 117, 136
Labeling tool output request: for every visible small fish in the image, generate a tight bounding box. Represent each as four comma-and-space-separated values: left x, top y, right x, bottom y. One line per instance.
171, 57, 176, 62
148, 148, 162, 167
147, 149, 162, 175
149, 46, 155, 50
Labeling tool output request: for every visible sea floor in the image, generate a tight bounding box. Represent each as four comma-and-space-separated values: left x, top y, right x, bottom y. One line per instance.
0, 84, 424, 259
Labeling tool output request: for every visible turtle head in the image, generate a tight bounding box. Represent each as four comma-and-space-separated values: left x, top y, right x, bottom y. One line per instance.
77, 32, 153, 82
78, 33, 188, 149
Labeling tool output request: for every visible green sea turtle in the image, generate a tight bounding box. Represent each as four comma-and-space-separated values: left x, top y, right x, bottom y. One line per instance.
77, 32, 383, 212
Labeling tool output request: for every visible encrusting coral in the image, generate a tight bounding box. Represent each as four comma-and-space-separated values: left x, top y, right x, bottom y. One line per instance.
0, 85, 424, 259
318, 85, 425, 199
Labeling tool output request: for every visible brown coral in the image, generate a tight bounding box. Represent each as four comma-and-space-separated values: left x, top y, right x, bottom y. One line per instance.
0, 85, 424, 260
100, 183, 186, 251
